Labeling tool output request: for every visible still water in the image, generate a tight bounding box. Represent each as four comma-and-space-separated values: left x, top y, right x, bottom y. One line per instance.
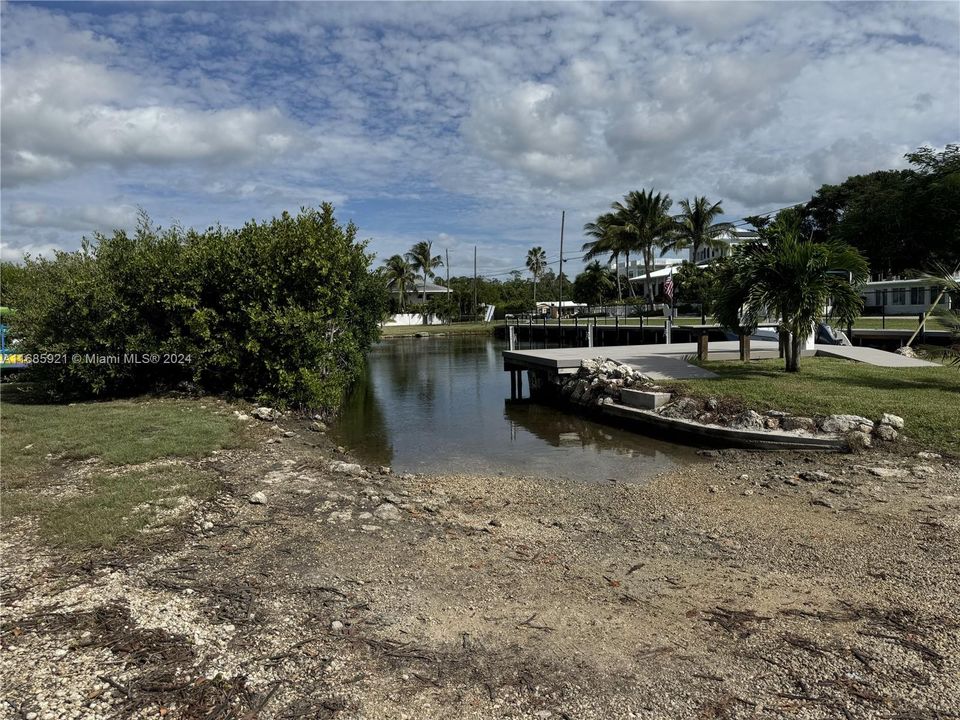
332, 335, 697, 481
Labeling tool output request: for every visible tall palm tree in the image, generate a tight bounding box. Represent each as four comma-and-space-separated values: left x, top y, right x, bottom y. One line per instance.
662, 196, 734, 263
582, 212, 627, 302
609, 189, 675, 304
405, 241, 444, 321
525, 246, 548, 305
382, 254, 417, 311
715, 209, 869, 372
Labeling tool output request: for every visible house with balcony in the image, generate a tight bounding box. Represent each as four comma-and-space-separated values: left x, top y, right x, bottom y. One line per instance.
687, 228, 760, 265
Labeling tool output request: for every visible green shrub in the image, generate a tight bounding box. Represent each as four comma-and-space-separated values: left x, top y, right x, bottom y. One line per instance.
3, 205, 387, 412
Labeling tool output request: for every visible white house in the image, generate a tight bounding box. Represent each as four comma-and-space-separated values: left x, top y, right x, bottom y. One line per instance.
384, 281, 454, 326
607, 256, 684, 279
388, 281, 453, 308
628, 266, 679, 301
688, 228, 759, 265
861, 276, 957, 314
622, 229, 760, 299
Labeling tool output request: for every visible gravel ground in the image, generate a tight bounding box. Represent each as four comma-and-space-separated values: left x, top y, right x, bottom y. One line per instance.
2, 417, 959, 719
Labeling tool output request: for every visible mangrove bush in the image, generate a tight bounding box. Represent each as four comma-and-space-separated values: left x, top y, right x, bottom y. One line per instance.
2, 205, 387, 411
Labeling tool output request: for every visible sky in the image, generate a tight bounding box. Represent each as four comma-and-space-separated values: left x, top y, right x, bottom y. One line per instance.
1, 1, 958, 278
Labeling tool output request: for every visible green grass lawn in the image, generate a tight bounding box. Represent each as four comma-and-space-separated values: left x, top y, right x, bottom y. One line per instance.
670, 358, 960, 454
380, 321, 493, 336
4, 465, 220, 549
851, 316, 949, 331
1, 390, 248, 548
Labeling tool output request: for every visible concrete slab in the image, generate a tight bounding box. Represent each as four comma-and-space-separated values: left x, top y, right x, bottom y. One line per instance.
615, 355, 718, 380
503, 340, 781, 380
504, 340, 941, 379
814, 344, 939, 367
620, 389, 672, 409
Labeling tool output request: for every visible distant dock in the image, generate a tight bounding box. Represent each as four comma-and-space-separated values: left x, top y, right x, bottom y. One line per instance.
494, 318, 952, 352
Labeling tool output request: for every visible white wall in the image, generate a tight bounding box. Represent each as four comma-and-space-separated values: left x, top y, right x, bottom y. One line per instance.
384, 313, 443, 326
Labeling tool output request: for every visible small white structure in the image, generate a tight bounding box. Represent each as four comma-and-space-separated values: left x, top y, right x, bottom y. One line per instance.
536, 300, 587, 317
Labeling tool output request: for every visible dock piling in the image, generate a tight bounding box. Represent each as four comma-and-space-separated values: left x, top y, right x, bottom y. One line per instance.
697, 333, 708, 361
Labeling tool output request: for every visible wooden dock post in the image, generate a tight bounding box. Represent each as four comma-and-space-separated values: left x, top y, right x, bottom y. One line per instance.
697, 333, 709, 361
739, 334, 751, 361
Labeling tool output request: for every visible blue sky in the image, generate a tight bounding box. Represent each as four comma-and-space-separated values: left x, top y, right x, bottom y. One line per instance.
2, 1, 958, 278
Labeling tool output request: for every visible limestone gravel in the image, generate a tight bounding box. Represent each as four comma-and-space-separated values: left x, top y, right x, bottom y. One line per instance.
2, 416, 958, 719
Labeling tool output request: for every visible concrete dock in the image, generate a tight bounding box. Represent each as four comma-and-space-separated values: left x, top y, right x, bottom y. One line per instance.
503, 341, 939, 382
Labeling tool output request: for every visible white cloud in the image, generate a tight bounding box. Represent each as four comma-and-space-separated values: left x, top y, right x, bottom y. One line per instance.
0, 1, 957, 271
1, 55, 302, 187
6, 202, 139, 233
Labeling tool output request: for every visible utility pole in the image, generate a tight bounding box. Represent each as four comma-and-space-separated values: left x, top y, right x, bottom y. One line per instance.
445, 248, 450, 325
473, 245, 478, 321
558, 210, 565, 310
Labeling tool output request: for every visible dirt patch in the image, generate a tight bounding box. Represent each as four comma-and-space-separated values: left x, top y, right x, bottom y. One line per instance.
2, 416, 959, 719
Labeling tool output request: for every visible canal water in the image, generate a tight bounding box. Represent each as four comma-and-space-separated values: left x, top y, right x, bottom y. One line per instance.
332, 335, 697, 481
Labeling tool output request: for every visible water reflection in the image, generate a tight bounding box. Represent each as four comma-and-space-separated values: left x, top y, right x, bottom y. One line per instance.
503, 400, 666, 460
333, 336, 696, 481
334, 359, 392, 467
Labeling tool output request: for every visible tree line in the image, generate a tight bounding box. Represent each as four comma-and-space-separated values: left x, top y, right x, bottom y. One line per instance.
570, 145, 958, 310
380, 146, 957, 322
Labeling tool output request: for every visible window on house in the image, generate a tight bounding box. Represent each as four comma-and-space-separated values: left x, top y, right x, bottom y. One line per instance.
910, 287, 924, 305
892, 288, 906, 305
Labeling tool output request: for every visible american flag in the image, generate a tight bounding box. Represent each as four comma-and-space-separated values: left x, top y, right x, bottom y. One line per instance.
663, 271, 674, 302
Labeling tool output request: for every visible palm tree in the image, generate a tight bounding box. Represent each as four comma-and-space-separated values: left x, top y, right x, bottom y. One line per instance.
715, 209, 869, 372
662, 196, 734, 264
609, 189, 675, 305
405, 240, 444, 322
916, 262, 960, 365
525, 246, 548, 305
382, 254, 417, 311
572, 260, 617, 306
582, 212, 627, 302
